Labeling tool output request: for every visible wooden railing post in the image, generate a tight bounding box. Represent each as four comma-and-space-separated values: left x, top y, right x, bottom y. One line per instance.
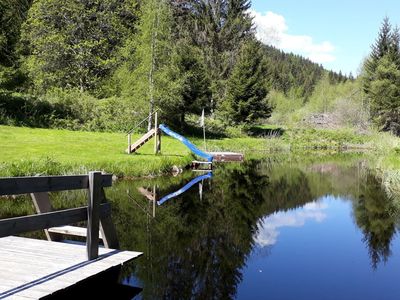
87, 171, 101, 260
30, 192, 61, 242
99, 189, 119, 249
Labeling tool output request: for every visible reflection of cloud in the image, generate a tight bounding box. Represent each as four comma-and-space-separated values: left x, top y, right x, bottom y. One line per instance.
255, 202, 328, 247
250, 10, 336, 64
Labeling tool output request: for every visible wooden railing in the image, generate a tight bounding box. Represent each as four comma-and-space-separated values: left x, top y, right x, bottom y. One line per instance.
127, 110, 161, 154
0, 171, 119, 260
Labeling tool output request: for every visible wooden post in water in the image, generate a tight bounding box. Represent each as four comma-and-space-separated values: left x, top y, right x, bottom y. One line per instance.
87, 171, 101, 260
127, 133, 131, 154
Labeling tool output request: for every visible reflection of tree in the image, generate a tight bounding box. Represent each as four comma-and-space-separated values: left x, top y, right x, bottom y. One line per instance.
353, 172, 397, 269
108, 159, 315, 299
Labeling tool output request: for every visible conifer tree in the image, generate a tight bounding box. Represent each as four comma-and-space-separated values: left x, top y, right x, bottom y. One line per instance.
363, 17, 400, 134
221, 40, 271, 124
369, 55, 400, 134
182, 0, 253, 111
363, 17, 392, 94
160, 40, 211, 128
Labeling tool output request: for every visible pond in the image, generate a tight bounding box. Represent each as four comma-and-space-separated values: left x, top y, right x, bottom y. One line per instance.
2, 154, 400, 299
106, 154, 400, 300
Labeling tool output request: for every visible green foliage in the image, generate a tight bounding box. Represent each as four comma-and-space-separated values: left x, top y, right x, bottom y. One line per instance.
369, 55, 400, 133
160, 40, 211, 127
21, 0, 137, 93
221, 40, 272, 125
0, 0, 32, 90
361, 17, 400, 135
115, 0, 176, 125
0, 0, 357, 133
306, 74, 357, 113
179, 0, 253, 107
0, 0, 32, 66
270, 75, 369, 130
363, 17, 393, 93
0, 91, 69, 127
268, 89, 304, 125
262, 45, 326, 99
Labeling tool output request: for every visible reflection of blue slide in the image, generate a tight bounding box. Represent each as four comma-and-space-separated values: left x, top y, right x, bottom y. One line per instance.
157, 172, 212, 205
159, 124, 213, 162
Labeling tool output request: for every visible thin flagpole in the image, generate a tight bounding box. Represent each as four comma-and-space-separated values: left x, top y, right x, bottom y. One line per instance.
201, 109, 207, 151
203, 123, 207, 151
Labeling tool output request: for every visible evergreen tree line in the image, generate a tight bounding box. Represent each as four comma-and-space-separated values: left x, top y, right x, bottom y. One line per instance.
0, 0, 344, 131
363, 17, 400, 135
262, 45, 349, 100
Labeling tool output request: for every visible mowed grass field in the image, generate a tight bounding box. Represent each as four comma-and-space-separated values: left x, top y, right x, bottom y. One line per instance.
0, 125, 196, 177
1, 124, 394, 177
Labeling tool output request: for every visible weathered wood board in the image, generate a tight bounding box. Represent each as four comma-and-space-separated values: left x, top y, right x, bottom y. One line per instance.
0, 236, 142, 299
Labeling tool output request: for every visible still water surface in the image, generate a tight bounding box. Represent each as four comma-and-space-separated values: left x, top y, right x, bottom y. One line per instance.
105, 155, 400, 300
3, 155, 397, 299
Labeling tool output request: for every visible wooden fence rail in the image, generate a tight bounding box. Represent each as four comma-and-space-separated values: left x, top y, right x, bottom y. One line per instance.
0, 171, 118, 260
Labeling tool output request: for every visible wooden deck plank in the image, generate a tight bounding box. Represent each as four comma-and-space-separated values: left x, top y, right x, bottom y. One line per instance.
0, 236, 142, 299
48, 225, 103, 239
208, 151, 244, 162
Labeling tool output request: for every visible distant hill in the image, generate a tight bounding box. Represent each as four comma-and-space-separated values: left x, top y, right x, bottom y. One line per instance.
261, 44, 348, 99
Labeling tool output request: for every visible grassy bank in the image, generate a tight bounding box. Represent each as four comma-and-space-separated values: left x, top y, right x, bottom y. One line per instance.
1, 125, 399, 177
0, 125, 196, 177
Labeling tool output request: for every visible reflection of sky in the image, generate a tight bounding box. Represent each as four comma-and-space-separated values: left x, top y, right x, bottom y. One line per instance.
254, 201, 328, 247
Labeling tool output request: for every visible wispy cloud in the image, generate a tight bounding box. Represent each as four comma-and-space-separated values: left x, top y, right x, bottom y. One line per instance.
254, 201, 328, 247
251, 10, 336, 64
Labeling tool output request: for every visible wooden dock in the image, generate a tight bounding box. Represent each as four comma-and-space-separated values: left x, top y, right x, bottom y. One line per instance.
0, 236, 141, 299
208, 152, 244, 162
0, 172, 143, 299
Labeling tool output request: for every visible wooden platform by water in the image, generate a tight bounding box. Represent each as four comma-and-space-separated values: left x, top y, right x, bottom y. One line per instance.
0, 172, 142, 299
208, 152, 244, 162
0, 236, 141, 299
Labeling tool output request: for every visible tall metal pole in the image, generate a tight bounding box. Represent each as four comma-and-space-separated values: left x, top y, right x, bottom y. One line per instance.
154, 111, 158, 154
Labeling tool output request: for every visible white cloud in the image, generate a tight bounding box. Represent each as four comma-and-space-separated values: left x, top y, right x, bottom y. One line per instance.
254, 201, 328, 247
251, 10, 336, 64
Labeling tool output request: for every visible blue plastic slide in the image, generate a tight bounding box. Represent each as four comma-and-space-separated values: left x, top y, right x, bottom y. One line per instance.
157, 172, 213, 205
159, 124, 213, 162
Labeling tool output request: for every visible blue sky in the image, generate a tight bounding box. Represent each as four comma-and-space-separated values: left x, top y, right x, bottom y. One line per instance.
251, 0, 400, 75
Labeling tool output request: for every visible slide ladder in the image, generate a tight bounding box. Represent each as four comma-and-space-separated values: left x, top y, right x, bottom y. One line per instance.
159, 124, 213, 162
128, 128, 156, 153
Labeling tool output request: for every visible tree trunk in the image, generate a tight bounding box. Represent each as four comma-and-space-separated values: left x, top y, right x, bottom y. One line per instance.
147, 1, 159, 131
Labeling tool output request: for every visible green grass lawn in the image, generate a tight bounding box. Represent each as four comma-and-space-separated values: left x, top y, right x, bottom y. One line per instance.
0, 125, 197, 177
1, 125, 397, 177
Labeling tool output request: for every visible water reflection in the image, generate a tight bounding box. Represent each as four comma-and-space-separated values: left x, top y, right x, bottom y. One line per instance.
1, 156, 392, 298
353, 172, 398, 269
105, 157, 400, 299
157, 172, 212, 205
255, 201, 328, 247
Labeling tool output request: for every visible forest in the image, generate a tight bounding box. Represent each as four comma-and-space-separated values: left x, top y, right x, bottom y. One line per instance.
0, 0, 351, 134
